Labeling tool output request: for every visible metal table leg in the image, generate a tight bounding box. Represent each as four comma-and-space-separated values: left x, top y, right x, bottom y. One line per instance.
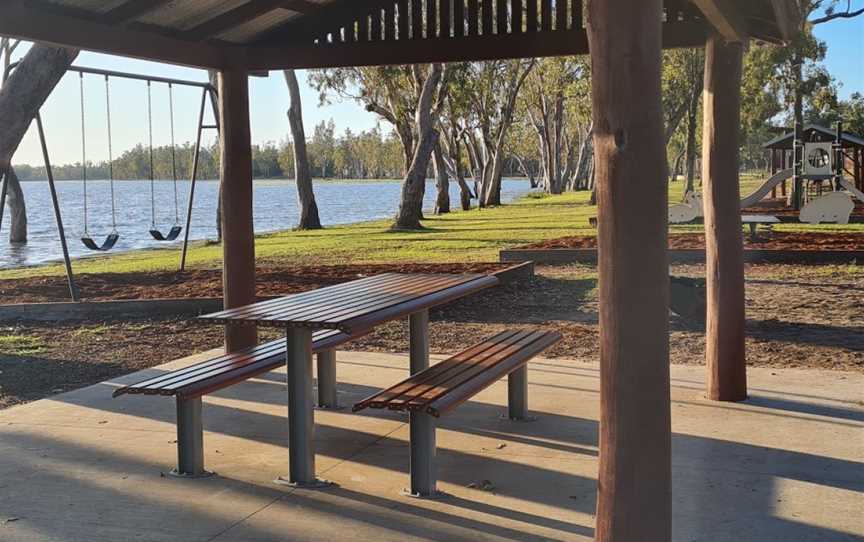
409, 309, 429, 374
406, 309, 439, 496
316, 350, 340, 409
278, 327, 329, 488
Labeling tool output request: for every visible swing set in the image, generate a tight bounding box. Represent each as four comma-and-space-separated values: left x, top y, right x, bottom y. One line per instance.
0, 64, 220, 300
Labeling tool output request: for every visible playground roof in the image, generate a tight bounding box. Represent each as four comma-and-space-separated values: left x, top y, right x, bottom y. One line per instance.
764, 124, 864, 150
0, 0, 798, 70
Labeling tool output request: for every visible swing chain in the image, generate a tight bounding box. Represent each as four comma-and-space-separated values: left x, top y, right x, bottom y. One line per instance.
105, 74, 118, 234
147, 80, 156, 229
79, 71, 88, 236
168, 83, 179, 225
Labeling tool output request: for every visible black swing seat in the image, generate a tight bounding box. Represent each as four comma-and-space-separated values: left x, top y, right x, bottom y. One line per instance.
149, 225, 182, 241
81, 232, 120, 251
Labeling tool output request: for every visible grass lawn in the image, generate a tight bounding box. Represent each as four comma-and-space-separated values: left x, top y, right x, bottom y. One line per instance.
1, 175, 862, 280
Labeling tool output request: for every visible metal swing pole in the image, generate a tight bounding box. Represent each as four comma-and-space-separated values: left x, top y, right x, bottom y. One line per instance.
180, 86, 219, 271
36, 114, 79, 302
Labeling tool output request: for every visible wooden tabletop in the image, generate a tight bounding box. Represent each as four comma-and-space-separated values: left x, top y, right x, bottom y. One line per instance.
199, 272, 499, 334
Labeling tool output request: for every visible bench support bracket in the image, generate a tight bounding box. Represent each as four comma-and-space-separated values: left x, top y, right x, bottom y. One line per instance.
316, 350, 339, 409
407, 411, 437, 497
507, 366, 531, 421
171, 396, 212, 477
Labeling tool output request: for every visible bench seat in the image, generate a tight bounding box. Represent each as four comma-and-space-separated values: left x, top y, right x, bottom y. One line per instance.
353, 329, 561, 496
354, 329, 561, 417
112, 327, 362, 477
113, 328, 355, 399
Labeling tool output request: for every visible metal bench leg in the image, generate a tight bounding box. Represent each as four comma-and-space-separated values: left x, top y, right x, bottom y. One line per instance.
507, 366, 532, 421
171, 396, 212, 477
279, 327, 329, 488
409, 309, 430, 374
408, 411, 437, 497
316, 349, 339, 409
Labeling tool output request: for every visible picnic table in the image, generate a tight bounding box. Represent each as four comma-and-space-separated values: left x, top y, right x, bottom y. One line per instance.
198, 272, 498, 487
741, 214, 780, 241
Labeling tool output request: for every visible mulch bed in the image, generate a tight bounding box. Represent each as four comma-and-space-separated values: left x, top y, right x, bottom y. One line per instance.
1, 263, 862, 409
0, 262, 511, 305
520, 231, 864, 251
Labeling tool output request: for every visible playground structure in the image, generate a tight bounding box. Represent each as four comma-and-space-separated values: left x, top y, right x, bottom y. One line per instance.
0, 64, 220, 299
671, 122, 864, 225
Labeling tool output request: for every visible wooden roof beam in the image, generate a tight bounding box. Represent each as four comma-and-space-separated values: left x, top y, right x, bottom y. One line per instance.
0, 0, 229, 69
691, 0, 748, 41
101, 0, 174, 25
184, 0, 320, 42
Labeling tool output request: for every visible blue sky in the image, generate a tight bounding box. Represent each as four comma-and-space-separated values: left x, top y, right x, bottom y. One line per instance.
9, 13, 863, 166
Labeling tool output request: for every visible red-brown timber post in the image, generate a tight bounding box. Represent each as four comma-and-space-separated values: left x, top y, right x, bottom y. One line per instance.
586, 0, 672, 539
702, 33, 747, 401
218, 68, 258, 352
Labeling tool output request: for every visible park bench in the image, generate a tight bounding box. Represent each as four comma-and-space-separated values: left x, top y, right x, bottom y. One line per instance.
741, 214, 780, 241
353, 328, 562, 497
113, 327, 363, 476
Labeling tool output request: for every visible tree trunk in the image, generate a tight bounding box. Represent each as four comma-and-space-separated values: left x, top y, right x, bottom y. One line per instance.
4, 168, 26, 243
670, 147, 685, 183
0, 45, 78, 244
432, 140, 450, 214
284, 69, 322, 230
394, 64, 443, 230
702, 34, 747, 402
587, 0, 671, 540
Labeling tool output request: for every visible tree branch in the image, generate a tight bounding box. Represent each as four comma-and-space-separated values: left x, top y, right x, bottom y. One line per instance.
810, 5, 864, 24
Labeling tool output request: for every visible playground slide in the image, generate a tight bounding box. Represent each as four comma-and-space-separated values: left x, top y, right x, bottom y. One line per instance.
739, 168, 793, 209
839, 177, 864, 203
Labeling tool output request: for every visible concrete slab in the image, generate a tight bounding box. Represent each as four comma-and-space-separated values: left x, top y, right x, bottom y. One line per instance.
0, 351, 861, 541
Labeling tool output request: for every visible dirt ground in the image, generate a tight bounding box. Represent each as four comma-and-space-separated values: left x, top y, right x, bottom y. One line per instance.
1, 263, 862, 409
0, 262, 511, 304
522, 231, 864, 251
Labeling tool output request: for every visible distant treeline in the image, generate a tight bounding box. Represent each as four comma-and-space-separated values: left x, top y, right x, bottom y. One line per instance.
14, 121, 409, 181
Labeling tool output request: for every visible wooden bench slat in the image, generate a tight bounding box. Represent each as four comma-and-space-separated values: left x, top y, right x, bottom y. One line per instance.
353, 329, 562, 417
198, 273, 499, 333
383, 330, 537, 409
427, 331, 562, 417
400, 330, 547, 410
205, 273, 405, 320
113, 329, 353, 398
117, 330, 342, 393
354, 329, 524, 410
247, 273, 430, 322
257, 274, 454, 324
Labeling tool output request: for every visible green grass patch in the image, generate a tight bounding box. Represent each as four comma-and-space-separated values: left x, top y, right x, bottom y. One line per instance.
0, 334, 46, 356
1, 177, 861, 281
72, 324, 112, 337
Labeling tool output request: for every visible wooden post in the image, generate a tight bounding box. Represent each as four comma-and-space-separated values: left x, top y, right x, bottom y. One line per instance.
702, 33, 746, 402
586, 0, 671, 540
218, 69, 257, 352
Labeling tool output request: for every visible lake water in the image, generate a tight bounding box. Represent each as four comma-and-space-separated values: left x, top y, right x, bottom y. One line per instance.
0, 178, 531, 269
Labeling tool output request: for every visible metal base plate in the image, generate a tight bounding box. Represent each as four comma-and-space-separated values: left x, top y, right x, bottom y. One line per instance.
274, 476, 334, 489
501, 413, 538, 422
400, 488, 449, 500
168, 468, 215, 479
314, 404, 345, 411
